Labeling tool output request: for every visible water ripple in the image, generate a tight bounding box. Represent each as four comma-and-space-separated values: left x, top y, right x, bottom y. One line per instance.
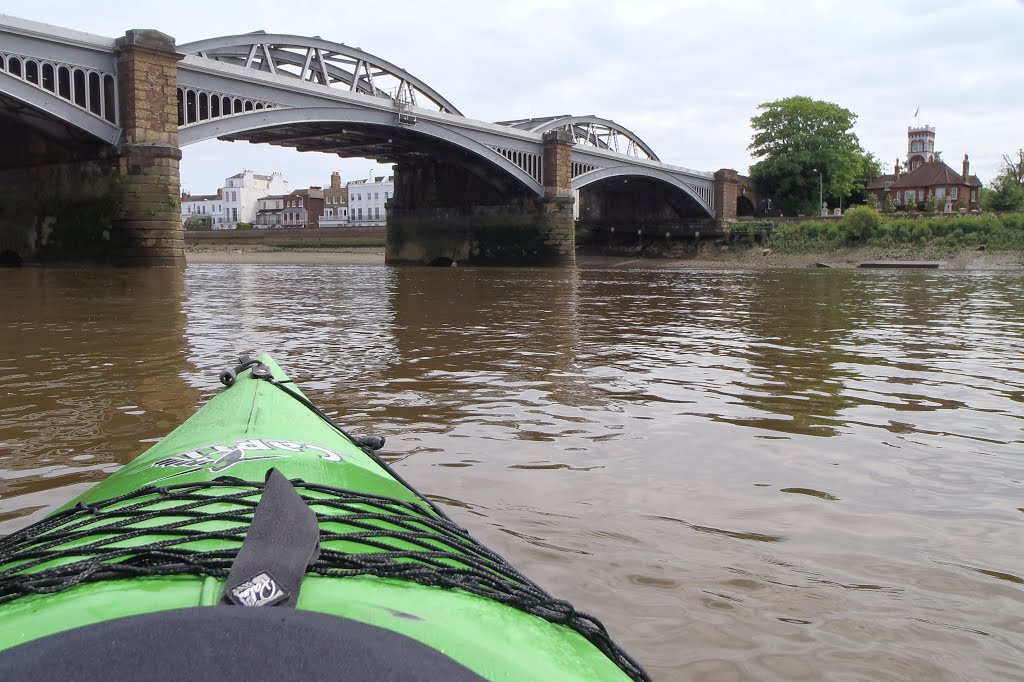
1, 264, 1022, 680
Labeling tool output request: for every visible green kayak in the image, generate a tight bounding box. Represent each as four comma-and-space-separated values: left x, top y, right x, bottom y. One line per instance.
0, 354, 648, 681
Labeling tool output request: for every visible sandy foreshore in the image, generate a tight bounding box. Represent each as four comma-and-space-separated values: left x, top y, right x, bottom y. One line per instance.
185, 244, 1024, 270
186, 246, 386, 265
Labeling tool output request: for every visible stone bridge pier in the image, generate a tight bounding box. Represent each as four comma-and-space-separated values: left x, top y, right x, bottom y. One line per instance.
0, 29, 184, 265
110, 31, 185, 265
386, 130, 577, 266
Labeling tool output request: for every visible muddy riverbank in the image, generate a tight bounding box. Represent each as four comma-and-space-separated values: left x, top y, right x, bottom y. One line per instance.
185, 243, 1024, 270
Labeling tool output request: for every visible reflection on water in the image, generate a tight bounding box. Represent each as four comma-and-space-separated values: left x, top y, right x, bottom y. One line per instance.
1, 264, 1023, 680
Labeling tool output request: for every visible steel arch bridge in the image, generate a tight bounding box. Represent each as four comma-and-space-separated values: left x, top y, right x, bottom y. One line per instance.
0, 17, 717, 216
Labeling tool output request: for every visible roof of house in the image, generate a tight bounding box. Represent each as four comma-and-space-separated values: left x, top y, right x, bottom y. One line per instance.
348, 176, 394, 186
227, 171, 275, 179
183, 194, 219, 202
893, 161, 982, 188
283, 188, 324, 199
867, 174, 896, 190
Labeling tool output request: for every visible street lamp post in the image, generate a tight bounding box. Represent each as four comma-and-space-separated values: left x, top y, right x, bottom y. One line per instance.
812, 168, 823, 216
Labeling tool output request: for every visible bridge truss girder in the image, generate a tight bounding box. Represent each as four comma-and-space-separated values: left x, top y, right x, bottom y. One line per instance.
500, 115, 659, 161
0, 42, 120, 144
178, 33, 462, 117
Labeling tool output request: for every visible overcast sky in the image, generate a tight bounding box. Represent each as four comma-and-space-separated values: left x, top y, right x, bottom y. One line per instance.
5, 0, 1023, 193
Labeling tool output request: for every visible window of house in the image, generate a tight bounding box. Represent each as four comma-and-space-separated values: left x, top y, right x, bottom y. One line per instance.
358, 208, 363, 219
905, 190, 915, 205
375, 193, 379, 200
232, 208, 238, 222
375, 207, 380, 219
935, 187, 945, 198
951, 187, 959, 199
970, 190, 976, 202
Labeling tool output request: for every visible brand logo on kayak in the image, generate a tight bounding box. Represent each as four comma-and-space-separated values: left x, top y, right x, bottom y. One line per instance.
228, 571, 289, 607
150, 439, 344, 481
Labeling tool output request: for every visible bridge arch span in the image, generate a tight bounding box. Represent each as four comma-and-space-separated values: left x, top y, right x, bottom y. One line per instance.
572, 165, 713, 217
502, 115, 658, 161
178, 106, 544, 197
178, 33, 462, 116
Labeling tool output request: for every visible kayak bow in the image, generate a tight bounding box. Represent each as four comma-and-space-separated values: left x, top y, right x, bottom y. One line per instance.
0, 354, 649, 681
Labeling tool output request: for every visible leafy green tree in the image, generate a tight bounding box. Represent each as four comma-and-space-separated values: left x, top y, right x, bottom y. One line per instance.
847, 151, 883, 207
838, 205, 882, 242
748, 96, 878, 215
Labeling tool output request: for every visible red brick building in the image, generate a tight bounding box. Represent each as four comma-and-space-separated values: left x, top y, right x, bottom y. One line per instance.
868, 126, 982, 211
280, 188, 325, 228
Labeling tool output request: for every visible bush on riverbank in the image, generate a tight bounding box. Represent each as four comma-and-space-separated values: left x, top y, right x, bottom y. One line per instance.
756, 209, 1024, 253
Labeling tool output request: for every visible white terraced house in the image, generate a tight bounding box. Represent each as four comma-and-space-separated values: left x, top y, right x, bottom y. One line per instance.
347, 172, 394, 227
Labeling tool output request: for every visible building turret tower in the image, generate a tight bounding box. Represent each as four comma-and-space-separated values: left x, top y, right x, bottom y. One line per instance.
907, 125, 935, 171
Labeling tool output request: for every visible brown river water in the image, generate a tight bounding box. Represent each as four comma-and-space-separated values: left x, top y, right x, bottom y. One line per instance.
1, 264, 1022, 680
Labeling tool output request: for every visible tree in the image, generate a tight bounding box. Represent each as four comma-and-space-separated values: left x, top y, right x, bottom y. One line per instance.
984, 149, 1024, 212
184, 217, 211, 231
748, 96, 878, 216
1000, 149, 1024, 185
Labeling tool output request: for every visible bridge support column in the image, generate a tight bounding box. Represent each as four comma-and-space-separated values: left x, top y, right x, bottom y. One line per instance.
714, 168, 739, 231
111, 30, 185, 266
539, 129, 576, 265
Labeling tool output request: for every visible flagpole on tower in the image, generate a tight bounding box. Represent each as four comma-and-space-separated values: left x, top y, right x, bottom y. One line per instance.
914, 106, 920, 126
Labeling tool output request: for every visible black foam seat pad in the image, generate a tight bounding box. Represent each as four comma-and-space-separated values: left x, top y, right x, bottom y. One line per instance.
1, 606, 488, 681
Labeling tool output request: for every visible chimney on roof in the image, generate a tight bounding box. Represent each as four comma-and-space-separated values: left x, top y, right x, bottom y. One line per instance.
962, 154, 969, 183
331, 171, 341, 189
894, 159, 901, 183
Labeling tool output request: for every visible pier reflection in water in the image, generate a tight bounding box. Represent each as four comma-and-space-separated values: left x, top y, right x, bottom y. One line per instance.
1, 263, 1023, 680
